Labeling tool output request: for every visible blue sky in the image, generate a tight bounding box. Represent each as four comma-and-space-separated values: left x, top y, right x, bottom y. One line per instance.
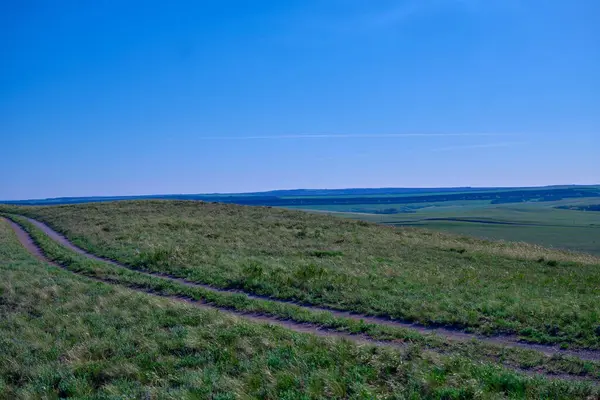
1, 0, 598, 200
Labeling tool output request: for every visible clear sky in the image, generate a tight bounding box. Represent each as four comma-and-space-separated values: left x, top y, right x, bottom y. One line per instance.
1, 0, 599, 200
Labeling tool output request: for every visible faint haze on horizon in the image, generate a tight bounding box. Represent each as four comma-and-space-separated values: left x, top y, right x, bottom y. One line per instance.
1, 0, 599, 200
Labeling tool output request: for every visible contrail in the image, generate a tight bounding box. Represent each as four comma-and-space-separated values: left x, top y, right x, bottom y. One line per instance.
431, 142, 527, 152
197, 133, 514, 140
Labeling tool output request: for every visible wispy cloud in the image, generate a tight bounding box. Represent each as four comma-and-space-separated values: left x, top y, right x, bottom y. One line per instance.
280, 0, 439, 40
198, 133, 513, 140
362, 1, 424, 28
363, 0, 521, 28
431, 141, 527, 152
317, 151, 372, 161
289, 0, 521, 38
308, 1, 429, 35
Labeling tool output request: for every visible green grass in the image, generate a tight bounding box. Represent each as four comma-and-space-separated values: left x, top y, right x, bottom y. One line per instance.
304, 199, 600, 255
3, 220, 599, 398
288, 199, 495, 213
4, 200, 600, 349
396, 223, 600, 256
10, 213, 600, 383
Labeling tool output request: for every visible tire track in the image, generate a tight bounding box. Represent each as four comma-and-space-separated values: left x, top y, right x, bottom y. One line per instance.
3, 216, 396, 346
11, 215, 600, 362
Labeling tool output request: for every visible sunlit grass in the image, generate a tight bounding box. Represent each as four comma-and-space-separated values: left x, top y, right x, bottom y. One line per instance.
4, 200, 600, 348
4, 220, 598, 398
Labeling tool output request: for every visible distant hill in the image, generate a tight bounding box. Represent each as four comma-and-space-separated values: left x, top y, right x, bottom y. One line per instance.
2, 185, 599, 206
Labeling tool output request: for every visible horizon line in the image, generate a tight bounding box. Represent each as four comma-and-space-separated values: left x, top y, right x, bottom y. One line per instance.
2, 184, 598, 203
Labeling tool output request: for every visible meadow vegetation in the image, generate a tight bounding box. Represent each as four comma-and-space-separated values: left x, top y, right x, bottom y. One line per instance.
10, 214, 600, 382
5, 200, 600, 348
4, 219, 599, 398
301, 199, 600, 255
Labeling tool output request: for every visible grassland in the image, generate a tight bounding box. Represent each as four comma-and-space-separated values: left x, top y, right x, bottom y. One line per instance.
6, 186, 599, 255
5, 219, 599, 398
11, 213, 600, 380
5, 200, 600, 349
306, 199, 600, 255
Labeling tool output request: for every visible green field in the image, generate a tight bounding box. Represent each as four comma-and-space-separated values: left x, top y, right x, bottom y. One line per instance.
3, 201, 600, 397
296, 198, 600, 255
6, 186, 599, 256
8, 219, 581, 399
4, 201, 600, 348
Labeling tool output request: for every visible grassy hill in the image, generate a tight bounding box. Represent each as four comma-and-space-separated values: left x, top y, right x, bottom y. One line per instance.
3, 210, 600, 398
5, 185, 599, 256
4, 200, 600, 397
9, 219, 578, 399
4, 200, 600, 350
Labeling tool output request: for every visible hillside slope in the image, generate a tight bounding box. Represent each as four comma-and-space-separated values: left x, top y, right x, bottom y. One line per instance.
4, 200, 600, 348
